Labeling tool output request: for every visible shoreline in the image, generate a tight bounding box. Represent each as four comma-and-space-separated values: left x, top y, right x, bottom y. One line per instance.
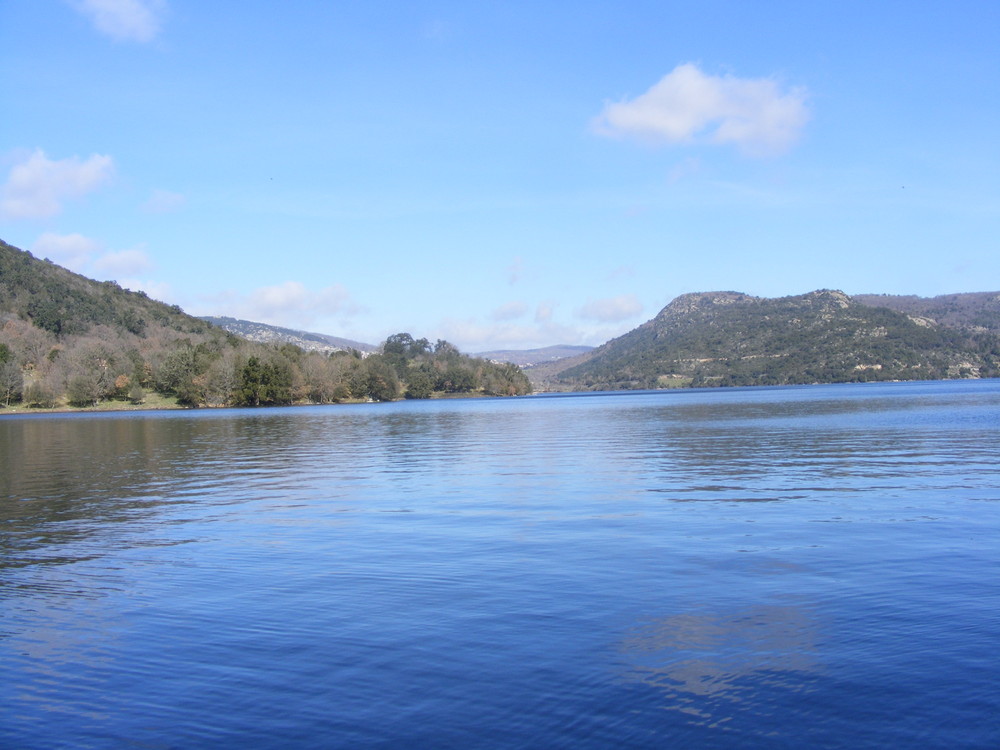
3, 376, 992, 418
0, 390, 521, 417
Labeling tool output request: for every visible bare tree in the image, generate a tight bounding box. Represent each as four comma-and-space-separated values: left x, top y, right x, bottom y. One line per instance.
0, 360, 22, 406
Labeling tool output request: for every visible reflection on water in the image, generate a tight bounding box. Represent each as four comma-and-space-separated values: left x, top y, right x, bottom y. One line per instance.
2, 381, 1000, 748
621, 602, 820, 724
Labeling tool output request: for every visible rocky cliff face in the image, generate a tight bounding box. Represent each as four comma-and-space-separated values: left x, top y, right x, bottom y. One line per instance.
656, 291, 758, 316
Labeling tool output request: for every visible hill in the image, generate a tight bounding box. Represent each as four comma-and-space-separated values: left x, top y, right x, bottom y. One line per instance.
5, 237, 996, 404
0, 238, 237, 407
0, 238, 530, 409
553, 290, 1000, 390
853, 292, 1000, 332
201, 316, 375, 354
474, 344, 593, 367
0, 238, 222, 341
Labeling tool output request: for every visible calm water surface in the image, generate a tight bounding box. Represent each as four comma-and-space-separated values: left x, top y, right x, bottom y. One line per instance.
2, 380, 999, 748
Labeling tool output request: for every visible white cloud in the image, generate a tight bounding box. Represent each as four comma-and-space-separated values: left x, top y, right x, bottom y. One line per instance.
93, 247, 153, 276
577, 294, 643, 323
593, 63, 809, 156
437, 317, 585, 352
1, 149, 114, 219
491, 301, 528, 321
31, 234, 163, 289
70, 0, 166, 43
436, 298, 650, 351
31, 232, 101, 272
210, 281, 363, 328
142, 188, 185, 213
120, 278, 172, 301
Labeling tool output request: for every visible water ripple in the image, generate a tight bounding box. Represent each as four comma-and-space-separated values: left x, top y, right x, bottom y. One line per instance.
3, 380, 1000, 748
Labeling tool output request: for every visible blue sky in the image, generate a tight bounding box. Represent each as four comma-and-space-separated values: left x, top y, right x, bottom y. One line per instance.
2, 1, 998, 350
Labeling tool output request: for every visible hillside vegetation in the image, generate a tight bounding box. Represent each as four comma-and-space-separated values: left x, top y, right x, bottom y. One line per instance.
0, 239, 530, 410
852, 292, 1000, 332
0, 239, 219, 341
4, 235, 996, 406
553, 290, 1000, 390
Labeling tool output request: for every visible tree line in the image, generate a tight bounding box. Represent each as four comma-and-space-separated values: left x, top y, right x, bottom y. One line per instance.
0, 320, 531, 410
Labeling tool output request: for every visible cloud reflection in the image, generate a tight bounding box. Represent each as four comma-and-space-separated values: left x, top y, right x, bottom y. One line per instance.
619, 603, 821, 721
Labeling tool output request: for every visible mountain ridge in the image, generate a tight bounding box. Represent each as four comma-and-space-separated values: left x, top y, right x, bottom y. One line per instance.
852, 292, 1000, 332
200, 316, 376, 354
549, 289, 1000, 390
4, 236, 999, 402
473, 345, 594, 367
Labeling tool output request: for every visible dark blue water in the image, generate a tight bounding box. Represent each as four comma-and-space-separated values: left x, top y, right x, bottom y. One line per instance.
2, 380, 999, 748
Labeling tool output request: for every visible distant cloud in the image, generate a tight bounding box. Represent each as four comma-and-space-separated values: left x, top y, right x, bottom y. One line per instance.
1, 149, 114, 219
437, 297, 648, 351
577, 294, 643, 323
142, 188, 185, 213
70, 0, 166, 43
120, 278, 172, 302
593, 63, 809, 157
31, 232, 101, 272
93, 247, 153, 276
32, 232, 158, 283
491, 301, 528, 321
437, 317, 583, 352
253, 281, 357, 318
26, 231, 171, 307
507, 256, 524, 285
207, 281, 363, 329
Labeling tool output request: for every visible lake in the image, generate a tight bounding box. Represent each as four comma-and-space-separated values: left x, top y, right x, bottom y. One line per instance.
2, 380, 999, 748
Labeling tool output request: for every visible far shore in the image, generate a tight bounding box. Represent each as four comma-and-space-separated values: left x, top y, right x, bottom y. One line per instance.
0, 389, 529, 417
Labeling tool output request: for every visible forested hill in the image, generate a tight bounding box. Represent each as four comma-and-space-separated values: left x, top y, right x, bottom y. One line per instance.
553, 290, 1000, 390
852, 292, 1000, 332
0, 239, 530, 409
0, 237, 222, 340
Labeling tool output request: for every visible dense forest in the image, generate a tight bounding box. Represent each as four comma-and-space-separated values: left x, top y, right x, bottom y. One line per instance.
0, 239, 530, 410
